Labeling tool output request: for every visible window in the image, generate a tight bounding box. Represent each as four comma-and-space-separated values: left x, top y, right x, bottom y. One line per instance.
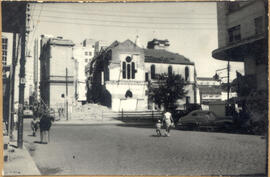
85, 59, 88, 62
2, 38, 8, 66
131, 62, 135, 79
127, 63, 131, 79
168, 66, 172, 76
145, 73, 149, 81
85, 52, 88, 55
185, 66, 189, 81
228, 25, 241, 43
227, 2, 240, 13
255, 16, 263, 35
2, 56, 7, 65
122, 62, 126, 79
125, 90, 133, 98
186, 96, 190, 105
122, 56, 135, 79
151, 65, 155, 79
89, 52, 92, 56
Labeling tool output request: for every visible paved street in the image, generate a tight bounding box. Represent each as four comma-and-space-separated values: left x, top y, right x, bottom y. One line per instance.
23, 119, 266, 176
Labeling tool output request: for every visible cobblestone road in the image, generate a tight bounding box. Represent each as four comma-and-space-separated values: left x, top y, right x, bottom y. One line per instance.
23, 120, 267, 176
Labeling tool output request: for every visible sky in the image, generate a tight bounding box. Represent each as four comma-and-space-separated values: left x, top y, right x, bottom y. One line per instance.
26, 2, 244, 81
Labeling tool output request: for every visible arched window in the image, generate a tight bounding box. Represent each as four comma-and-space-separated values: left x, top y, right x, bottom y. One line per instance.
127, 63, 131, 79
151, 65, 155, 79
131, 62, 135, 79
168, 66, 173, 76
185, 66, 189, 81
125, 90, 133, 98
122, 62, 126, 79
123, 56, 136, 79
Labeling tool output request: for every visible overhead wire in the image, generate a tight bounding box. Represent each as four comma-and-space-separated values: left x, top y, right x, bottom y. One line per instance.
28, 4, 44, 49
33, 19, 217, 30
33, 8, 217, 20
32, 14, 217, 26
40, 5, 216, 16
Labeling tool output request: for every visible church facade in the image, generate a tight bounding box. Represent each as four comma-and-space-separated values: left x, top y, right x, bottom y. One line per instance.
87, 39, 199, 112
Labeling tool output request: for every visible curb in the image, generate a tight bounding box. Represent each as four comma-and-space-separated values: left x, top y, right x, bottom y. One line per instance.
22, 144, 41, 175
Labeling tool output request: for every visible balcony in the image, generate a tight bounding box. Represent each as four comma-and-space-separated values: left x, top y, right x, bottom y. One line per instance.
212, 33, 266, 61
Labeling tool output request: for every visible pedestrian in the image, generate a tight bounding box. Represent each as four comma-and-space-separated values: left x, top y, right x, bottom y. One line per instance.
163, 109, 174, 137
155, 119, 162, 136
39, 111, 53, 144
31, 116, 39, 136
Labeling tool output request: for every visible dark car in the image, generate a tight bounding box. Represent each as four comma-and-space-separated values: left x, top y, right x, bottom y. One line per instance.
177, 110, 234, 131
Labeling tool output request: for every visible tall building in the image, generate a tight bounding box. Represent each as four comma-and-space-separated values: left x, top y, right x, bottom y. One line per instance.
212, 0, 268, 124
73, 39, 96, 103
212, 0, 267, 92
39, 35, 75, 111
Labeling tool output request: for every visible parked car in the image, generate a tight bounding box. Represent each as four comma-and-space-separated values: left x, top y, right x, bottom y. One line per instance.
177, 110, 234, 131
172, 104, 202, 124
23, 109, 34, 118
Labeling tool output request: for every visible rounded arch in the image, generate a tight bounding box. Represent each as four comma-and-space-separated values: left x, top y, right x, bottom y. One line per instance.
168, 65, 173, 76
185, 66, 189, 81
125, 90, 133, 98
151, 64, 155, 79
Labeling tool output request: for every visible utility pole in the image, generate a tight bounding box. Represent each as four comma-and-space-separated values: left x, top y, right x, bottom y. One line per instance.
33, 39, 38, 100
17, 4, 27, 149
227, 60, 230, 104
8, 33, 18, 141
65, 68, 69, 120
8, 66, 13, 141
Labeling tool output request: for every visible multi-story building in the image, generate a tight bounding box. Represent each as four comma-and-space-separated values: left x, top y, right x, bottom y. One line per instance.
212, 0, 267, 92
212, 0, 267, 122
73, 39, 96, 103
197, 77, 222, 104
39, 35, 75, 111
144, 41, 198, 109
87, 38, 199, 112
94, 40, 108, 57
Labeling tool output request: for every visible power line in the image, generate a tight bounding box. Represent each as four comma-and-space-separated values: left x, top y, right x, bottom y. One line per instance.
45, 5, 216, 16
32, 14, 217, 26
28, 4, 44, 49
35, 19, 217, 30
33, 8, 217, 20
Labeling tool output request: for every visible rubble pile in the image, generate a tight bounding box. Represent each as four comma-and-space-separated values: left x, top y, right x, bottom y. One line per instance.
70, 104, 115, 120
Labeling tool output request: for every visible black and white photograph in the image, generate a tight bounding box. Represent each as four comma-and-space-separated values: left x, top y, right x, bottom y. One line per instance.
2, 0, 268, 176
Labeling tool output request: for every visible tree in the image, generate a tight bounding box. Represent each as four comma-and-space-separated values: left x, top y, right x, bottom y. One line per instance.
148, 73, 187, 110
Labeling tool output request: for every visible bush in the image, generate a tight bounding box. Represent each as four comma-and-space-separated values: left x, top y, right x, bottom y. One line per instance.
245, 90, 268, 135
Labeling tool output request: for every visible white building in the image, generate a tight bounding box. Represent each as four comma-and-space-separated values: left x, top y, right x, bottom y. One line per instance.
87, 38, 199, 112
73, 39, 96, 103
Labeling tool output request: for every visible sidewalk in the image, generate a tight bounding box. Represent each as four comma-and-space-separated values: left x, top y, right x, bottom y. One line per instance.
54, 118, 154, 126
3, 131, 41, 176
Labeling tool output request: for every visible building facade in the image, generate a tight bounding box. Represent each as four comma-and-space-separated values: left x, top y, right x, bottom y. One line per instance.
212, 0, 267, 92
87, 39, 199, 112
212, 0, 268, 124
197, 77, 222, 104
39, 35, 75, 111
73, 39, 96, 103
144, 47, 198, 109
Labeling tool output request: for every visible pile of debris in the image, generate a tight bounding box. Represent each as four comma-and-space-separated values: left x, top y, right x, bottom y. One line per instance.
70, 104, 116, 120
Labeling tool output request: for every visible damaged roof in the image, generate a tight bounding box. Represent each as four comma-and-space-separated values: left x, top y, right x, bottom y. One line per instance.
144, 49, 194, 65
